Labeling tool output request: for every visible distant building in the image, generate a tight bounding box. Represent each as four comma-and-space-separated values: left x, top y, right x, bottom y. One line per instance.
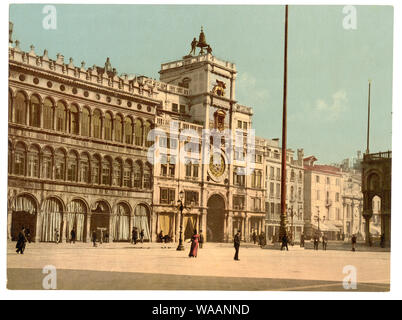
263, 140, 304, 242
303, 156, 344, 240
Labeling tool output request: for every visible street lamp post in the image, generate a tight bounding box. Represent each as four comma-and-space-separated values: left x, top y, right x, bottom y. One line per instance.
176, 190, 185, 251
288, 206, 294, 245
314, 207, 325, 237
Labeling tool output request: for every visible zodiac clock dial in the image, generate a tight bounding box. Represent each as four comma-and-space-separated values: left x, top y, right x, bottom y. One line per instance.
209, 153, 226, 178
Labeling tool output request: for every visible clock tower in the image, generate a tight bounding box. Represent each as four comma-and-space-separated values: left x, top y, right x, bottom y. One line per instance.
158, 27, 237, 132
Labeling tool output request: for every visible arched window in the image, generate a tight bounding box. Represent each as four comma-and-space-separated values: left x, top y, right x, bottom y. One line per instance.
27, 145, 40, 178
80, 153, 90, 183
134, 119, 143, 146
67, 151, 78, 182
104, 113, 112, 141
66, 199, 87, 242
124, 117, 133, 144
14, 92, 27, 125
144, 121, 153, 147
133, 204, 150, 241
8, 90, 12, 122
70, 105, 79, 135
93, 110, 102, 139
41, 197, 63, 242
112, 203, 130, 241
143, 162, 152, 189
43, 98, 54, 130
29, 95, 41, 128
81, 107, 90, 137
56, 101, 67, 132
123, 159, 132, 188
42, 147, 53, 179
113, 159, 122, 186
134, 161, 142, 188
55, 149, 66, 180
115, 115, 123, 143
14, 142, 26, 175
92, 155, 101, 184
102, 157, 112, 185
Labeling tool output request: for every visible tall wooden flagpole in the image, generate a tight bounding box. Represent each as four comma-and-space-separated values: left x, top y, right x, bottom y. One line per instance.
366, 80, 372, 155
280, 5, 289, 240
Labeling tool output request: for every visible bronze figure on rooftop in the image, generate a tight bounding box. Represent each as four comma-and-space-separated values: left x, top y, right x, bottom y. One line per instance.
188, 27, 212, 56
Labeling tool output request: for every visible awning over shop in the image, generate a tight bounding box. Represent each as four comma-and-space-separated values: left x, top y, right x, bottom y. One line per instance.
311, 221, 341, 232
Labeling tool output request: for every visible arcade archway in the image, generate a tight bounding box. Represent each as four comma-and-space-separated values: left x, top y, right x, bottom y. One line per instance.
207, 194, 225, 242
11, 194, 38, 242
91, 200, 111, 242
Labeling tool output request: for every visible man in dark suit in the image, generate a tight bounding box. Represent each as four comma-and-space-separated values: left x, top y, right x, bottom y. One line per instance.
16, 226, 27, 254
281, 233, 289, 251
234, 230, 241, 261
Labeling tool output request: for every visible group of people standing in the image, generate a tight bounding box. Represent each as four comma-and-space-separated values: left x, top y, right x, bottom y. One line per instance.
251, 231, 267, 247
132, 227, 145, 245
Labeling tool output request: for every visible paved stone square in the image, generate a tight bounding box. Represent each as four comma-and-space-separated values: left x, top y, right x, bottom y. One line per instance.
7, 241, 390, 291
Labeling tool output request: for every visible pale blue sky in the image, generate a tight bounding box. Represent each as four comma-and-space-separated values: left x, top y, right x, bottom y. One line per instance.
9, 4, 393, 164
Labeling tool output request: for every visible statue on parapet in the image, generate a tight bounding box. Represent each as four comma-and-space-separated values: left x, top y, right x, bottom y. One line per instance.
189, 37, 198, 55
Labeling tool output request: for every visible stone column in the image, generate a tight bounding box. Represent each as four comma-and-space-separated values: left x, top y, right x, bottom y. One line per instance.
52, 106, 56, 130
351, 202, 355, 235
61, 214, 67, 243
101, 115, 105, 140
86, 214, 92, 243
223, 211, 228, 242
109, 214, 114, 242
244, 214, 250, 242
111, 116, 115, 141
26, 98, 30, 126
78, 110, 82, 136
35, 210, 42, 242
7, 208, 12, 240
173, 212, 177, 242
155, 212, 160, 241
40, 102, 44, 129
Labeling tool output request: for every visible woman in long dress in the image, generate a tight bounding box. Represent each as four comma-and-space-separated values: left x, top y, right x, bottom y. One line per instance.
189, 229, 200, 258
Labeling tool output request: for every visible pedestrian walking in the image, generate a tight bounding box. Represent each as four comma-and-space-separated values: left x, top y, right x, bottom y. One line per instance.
313, 234, 319, 250
70, 228, 76, 244
54, 228, 59, 244
234, 230, 241, 261
380, 233, 385, 248
199, 230, 204, 249
16, 226, 27, 254
351, 234, 357, 252
300, 233, 305, 248
281, 233, 289, 251
158, 230, 163, 243
322, 234, 328, 251
25, 227, 31, 243
252, 231, 257, 245
140, 229, 144, 243
188, 229, 200, 258
92, 230, 97, 247
132, 227, 138, 245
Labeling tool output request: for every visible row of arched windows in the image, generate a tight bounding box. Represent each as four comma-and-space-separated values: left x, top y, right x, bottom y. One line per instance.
9, 141, 153, 189
8, 89, 154, 147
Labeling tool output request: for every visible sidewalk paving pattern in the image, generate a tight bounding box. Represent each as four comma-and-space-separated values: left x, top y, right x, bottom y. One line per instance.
7, 242, 390, 291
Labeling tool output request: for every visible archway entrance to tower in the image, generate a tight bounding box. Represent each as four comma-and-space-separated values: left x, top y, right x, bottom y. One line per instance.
370, 195, 382, 239
207, 194, 225, 242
